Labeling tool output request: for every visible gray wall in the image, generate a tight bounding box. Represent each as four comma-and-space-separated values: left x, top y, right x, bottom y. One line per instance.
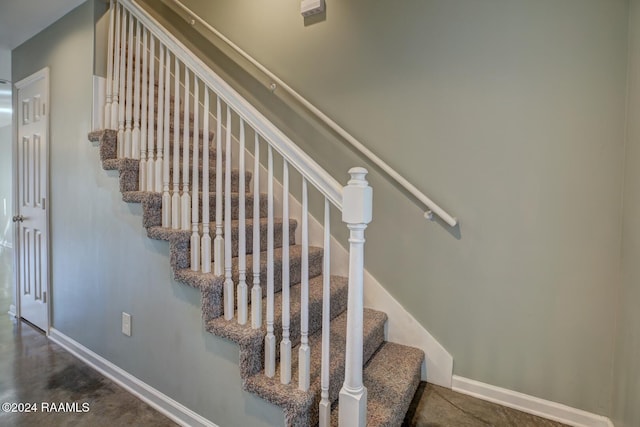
12, 2, 283, 425
0, 48, 10, 79
614, 1, 640, 426
164, 0, 630, 416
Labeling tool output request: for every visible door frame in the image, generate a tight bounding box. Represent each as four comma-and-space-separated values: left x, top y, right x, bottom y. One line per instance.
12, 67, 51, 334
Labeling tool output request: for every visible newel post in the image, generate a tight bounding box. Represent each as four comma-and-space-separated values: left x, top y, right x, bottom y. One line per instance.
339, 167, 372, 427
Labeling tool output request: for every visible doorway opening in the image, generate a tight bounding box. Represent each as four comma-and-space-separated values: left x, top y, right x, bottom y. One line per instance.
0, 78, 13, 316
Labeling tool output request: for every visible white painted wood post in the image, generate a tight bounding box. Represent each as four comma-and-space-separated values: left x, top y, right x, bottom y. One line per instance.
181, 69, 191, 231
145, 35, 155, 191
117, 7, 127, 156
213, 97, 224, 275
155, 44, 165, 193
132, 19, 141, 159
265, 145, 276, 377
124, 11, 134, 157
139, 28, 148, 191
318, 198, 331, 427
190, 77, 200, 271
162, 48, 171, 227
237, 120, 248, 325
338, 167, 372, 427
223, 106, 234, 319
298, 177, 310, 391
171, 55, 181, 229
280, 160, 291, 385
111, 2, 121, 131
201, 87, 212, 273
104, 0, 114, 130
251, 133, 261, 329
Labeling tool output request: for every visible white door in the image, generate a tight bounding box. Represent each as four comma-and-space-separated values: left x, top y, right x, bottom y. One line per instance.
14, 68, 49, 332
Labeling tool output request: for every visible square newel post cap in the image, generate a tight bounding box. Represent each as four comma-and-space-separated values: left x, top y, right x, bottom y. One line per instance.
342, 167, 373, 225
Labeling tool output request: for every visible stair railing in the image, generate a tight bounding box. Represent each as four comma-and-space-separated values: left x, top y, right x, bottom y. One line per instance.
103, 0, 372, 425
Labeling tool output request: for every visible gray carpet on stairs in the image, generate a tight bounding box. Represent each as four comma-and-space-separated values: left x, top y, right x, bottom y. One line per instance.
89, 129, 424, 427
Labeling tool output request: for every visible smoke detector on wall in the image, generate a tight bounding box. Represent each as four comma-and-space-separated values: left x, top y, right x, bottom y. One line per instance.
301, 0, 324, 17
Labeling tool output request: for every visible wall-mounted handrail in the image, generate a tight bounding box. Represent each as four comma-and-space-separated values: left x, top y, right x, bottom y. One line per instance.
166, 0, 458, 227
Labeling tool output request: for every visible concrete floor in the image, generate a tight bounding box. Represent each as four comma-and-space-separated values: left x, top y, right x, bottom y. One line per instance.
0, 246, 568, 426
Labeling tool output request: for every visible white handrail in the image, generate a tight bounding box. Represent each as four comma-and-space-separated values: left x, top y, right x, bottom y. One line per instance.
121, 0, 344, 211
166, 0, 457, 227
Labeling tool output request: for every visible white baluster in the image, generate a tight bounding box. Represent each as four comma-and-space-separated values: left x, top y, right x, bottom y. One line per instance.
213, 97, 224, 275
155, 44, 165, 193
104, 0, 114, 129
265, 145, 275, 377
146, 35, 155, 191
251, 133, 261, 329
201, 87, 212, 273
338, 167, 372, 427
162, 48, 171, 227
117, 7, 127, 156
124, 11, 133, 157
171, 56, 181, 229
298, 178, 310, 391
237, 119, 248, 324
319, 198, 331, 427
139, 28, 148, 191
280, 160, 291, 385
190, 77, 200, 271
223, 106, 234, 320
181, 69, 191, 230
110, 2, 120, 130
132, 19, 141, 159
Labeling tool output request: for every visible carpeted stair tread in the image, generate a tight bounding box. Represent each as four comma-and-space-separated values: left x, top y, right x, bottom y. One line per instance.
141, 192, 268, 229
146, 217, 297, 256
206, 275, 349, 377
330, 342, 424, 427
171, 246, 323, 292
244, 308, 387, 427
234, 245, 324, 294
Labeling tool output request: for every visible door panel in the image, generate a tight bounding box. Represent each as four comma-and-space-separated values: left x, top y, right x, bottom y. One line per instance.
15, 68, 49, 332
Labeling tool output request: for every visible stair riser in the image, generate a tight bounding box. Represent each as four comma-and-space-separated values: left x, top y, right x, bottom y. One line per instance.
148, 219, 296, 270
117, 160, 248, 194
142, 193, 267, 229
99, 128, 218, 165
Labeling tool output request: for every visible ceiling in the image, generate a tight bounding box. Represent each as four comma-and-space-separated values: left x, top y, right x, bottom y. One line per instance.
0, 0, 87, 50
0, 0, 87, 127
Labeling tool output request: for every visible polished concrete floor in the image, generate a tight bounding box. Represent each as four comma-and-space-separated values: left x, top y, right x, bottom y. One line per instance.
0, 246, 567, 426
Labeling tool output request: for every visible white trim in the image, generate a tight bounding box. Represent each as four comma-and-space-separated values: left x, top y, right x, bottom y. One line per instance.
8, 304, 16, 317
48, 328, 219, 427
93, 75, 106, 131
452, 376, 614, 427
14, 67, 50, 332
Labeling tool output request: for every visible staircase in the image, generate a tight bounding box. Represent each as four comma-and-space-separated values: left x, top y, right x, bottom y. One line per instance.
91, 1, 425, 426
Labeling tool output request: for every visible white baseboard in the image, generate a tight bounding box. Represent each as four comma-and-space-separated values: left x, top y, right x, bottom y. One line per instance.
8, 304, 16, 317
452, 376, 614, 427
48, 328, 218, 427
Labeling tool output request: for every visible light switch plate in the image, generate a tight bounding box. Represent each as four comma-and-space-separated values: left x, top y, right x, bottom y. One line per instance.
122, 312, 132, 336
